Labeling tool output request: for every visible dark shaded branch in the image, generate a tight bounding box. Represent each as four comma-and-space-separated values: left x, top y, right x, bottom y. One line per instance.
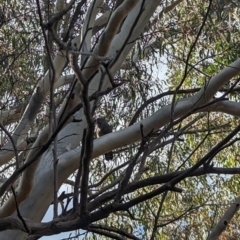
0, 79, 121, 198
42, 0, 77, 29
89, 159, 131, 189
150, 191, 167, 240
0, 123, 20, 168
114, 124, 146, 202
73, 129, 86, 211
12, 186, 30, 233
69, 49, 95, 216
88, 227, 124, 240
63, 0, 86, 42
89, 224, 141, 240
88, 166, 240, 212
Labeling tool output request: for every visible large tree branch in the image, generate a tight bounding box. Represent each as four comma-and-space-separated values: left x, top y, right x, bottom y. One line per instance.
208, 197, 240, 240
0, 50, 67, 166
0, 166, 239, 237
60, 60, 240, 174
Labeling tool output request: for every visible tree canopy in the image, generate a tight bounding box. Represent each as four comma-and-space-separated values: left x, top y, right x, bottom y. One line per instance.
1, 0, 240, 239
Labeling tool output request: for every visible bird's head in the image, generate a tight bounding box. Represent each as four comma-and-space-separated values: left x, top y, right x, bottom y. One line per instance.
96, 117, 106, 127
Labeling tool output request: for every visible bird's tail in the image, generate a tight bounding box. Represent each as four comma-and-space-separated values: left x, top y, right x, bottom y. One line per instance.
105, 151, 113, 160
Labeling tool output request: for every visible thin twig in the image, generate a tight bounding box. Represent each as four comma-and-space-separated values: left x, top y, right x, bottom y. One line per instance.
11, 186, 30, 233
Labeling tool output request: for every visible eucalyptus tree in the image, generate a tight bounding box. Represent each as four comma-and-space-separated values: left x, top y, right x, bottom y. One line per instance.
1, 0, 240, 239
